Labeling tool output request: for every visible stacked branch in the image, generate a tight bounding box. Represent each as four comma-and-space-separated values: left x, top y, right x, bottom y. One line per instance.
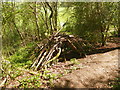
31, 33, 95, 70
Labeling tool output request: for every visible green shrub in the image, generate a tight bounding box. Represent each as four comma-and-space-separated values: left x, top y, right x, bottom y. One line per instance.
18, 75, 42, 88
7, 43, 35, 68
111, 77, 120, 88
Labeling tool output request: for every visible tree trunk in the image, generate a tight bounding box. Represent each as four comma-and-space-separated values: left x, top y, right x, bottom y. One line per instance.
53, 2, 58, 31
12, 2, 24, 45
118, 2, 120, 37
13, 22, 24, 43
100, 26, 106, 46
34, 2, 40, 41
46, 2, 54, 34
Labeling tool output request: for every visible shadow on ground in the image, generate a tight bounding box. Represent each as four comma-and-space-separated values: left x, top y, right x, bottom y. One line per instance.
89, 47, 120, 55
59, 47, 120, 62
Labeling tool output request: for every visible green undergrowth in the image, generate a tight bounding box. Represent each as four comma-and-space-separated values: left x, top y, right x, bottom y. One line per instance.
2, 42, 64, 88
70, 58, 80, 65
7, 42, 35, 68
17, 74, 42, 88
0, 60, 23, 85
110, 77, 120, 89
1, 42, 36, 85
2, 41, 86, 88
16, 69, 62, 88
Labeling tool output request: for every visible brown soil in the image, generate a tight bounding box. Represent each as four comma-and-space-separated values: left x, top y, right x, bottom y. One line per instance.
53, 49, 119, 88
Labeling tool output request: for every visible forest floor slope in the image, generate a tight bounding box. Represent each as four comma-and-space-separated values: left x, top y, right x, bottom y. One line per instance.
6, 37, 120, 88
53, 49, 119, 88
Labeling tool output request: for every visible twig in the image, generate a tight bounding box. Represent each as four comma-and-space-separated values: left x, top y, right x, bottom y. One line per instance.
31, 48, 46, 68
0, 78, 7, 87
44, 43, 59, 62
35, 51, 48, 70
43, 48, 61, 66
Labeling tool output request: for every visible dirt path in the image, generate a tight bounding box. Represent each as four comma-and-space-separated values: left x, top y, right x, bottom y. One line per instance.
54, 49, 119, 88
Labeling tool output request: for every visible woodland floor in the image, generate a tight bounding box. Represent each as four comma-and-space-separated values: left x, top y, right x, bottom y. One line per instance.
53, 49, 119, 88
52, 37, 120, 88
6, 37, 120, 88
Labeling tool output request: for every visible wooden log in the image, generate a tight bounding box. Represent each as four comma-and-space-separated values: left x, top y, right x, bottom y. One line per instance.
67, 39, 80, 54
35, 51, 48, 70
45, 43, 59, 62
42, 48, 61, 67
31, 48, 46, 68
0, 78, 7, 87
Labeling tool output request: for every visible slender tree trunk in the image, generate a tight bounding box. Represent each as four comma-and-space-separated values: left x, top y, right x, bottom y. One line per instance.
13, 22, 24, 42
34, 2, 40, 41
101, 25, 109, 46
12, 2, 24, 45
100, 25, 106, 46
42, 3, 49, 33
101, 31, 105, 46
104, 25, 109, 45
118, 2, 120, 37
54, 2, 58, 31
46, 2, 53, 34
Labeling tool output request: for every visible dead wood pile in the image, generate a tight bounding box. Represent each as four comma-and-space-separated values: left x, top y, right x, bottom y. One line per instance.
30, 33, 95, 70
